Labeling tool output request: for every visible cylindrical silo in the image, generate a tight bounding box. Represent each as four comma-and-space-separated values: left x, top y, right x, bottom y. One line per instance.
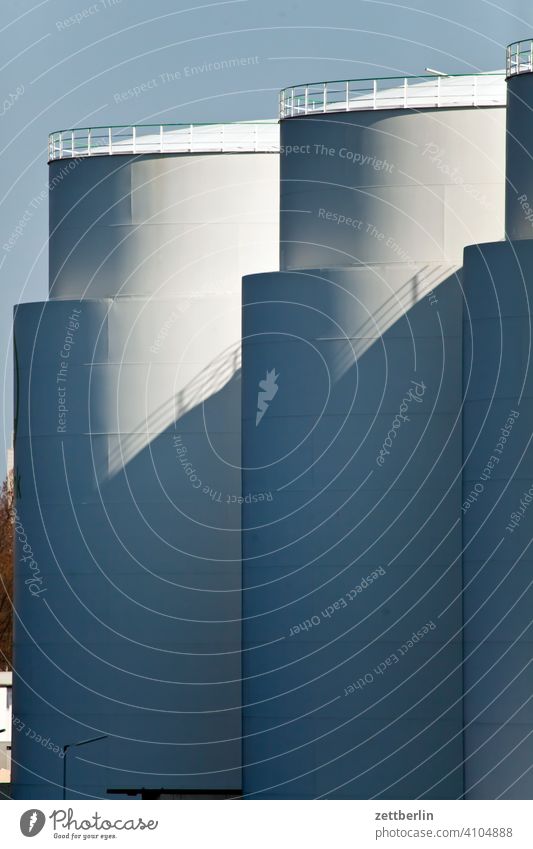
12, 123, 279, 798
462, 43, 533, 799
241, 75, 507, 798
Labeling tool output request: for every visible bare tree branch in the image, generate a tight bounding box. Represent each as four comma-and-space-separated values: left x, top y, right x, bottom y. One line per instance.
0, 476, 14, 670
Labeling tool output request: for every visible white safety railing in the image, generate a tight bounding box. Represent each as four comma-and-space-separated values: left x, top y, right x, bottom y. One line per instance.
279, 74, 506, 118
48, 122, 280, 161
506, 39, 533, 77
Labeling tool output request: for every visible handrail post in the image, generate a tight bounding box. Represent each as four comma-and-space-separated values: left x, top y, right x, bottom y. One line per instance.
59, 132, 63, 159
71, 130, 74, 156
132, 125, 136, 155
473, 75, 477, 106
291, 87, 295, 117
304, 85, 308, 114
373, 79, 377, 109
108, 127, 112, 155
87, 128, 91, 156
323, 82, 327, 112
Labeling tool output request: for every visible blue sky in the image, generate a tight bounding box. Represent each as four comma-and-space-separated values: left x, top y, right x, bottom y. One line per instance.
1, 0, 532, 475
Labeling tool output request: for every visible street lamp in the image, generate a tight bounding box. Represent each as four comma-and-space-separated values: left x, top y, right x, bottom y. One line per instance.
62, 735, 108, 800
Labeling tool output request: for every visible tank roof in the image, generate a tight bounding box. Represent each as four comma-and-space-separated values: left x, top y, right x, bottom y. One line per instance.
48, 121, 279, 162
280, 72, 506, 118
506, 39, 533, 78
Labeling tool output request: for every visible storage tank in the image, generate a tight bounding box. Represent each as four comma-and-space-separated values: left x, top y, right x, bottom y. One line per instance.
12, 122, 279, 799
462, 41, 533, 799
241, 75, 507, 798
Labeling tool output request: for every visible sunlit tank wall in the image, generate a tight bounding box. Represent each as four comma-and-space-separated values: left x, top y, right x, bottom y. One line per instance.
462, 63, 533, 799
279, 105, 505, 270
12, 148, 279, 799
241, 100, 506, 798
48, 152, 278, 299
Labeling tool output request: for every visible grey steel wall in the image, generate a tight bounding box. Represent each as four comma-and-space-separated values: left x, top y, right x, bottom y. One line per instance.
462, 241, 533, 799
241, 104, 506, 798
504, 73, 533, 240
462, 69, 533, 798
12, 150, 279, 799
